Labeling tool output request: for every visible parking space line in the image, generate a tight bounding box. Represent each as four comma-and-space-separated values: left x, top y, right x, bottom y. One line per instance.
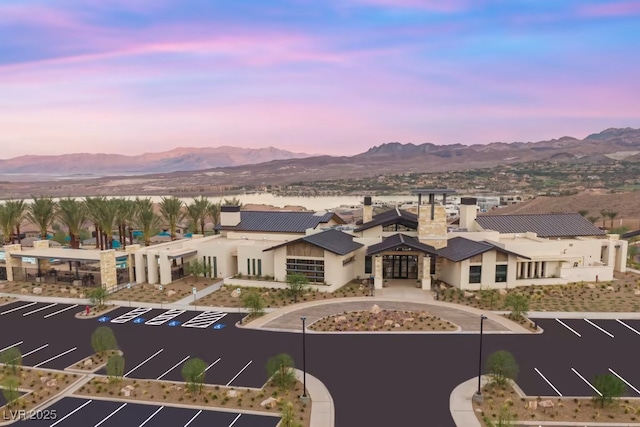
1, 302, 37, 315
534, 368, 562, 396
157, 356, 190, 380
616, 319, 640, 336
205, 358, 222, 371
584, 319, 614, 338
184, 410, 202, 427
571, 367, 602, 396
0, 341, 23, 353
125, 349, 164, 377
50, 399, 93, 427
44, 304, 79, 318
23, 303, 58, 316
34, 347, 77, 368
609, 368, 640, 395
226, 361, 252, 386
94, 402, 127, 427
228, 414, 242, 427
111, 307, 152, 324
139, 406, 164, 427
145, 309, 186, 326
23, 344, 49, 358
555, 319, 581, 337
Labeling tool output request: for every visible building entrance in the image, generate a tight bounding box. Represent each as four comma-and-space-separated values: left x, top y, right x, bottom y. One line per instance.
383, 255, 418, 279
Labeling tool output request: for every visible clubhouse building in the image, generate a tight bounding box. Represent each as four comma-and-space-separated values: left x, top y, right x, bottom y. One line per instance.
1, 189, 628, 291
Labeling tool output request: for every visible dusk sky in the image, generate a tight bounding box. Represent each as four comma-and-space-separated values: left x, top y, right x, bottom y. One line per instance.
1, 1, 639, 158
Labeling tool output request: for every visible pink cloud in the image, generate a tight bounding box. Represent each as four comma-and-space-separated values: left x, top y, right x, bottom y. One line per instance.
346, 0, 475, 12
579, 1, 640, 17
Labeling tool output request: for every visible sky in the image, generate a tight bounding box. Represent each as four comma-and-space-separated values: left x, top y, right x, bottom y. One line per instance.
1, 0, 639, 158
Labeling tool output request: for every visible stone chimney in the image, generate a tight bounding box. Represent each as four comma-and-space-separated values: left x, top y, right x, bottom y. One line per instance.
458, 197, 478, 231
362, 196, 373, 224
220, 205, 241, 227
417, 192, 448, 249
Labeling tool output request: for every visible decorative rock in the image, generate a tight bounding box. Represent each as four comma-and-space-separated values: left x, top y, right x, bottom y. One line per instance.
527, 400, 538, 410
498, 289, 508, 296
370, 304, 381, 314
168, 385, 182, 391
334, 315, 347, 323
46, 379, 57, 387
166, 290, 177, 297
634, 289, 640, 296
464, 291, 474, 298
606, 286, 614, 291
226, 390, 240, 398
587, 283, 596, 289
69, 288, 78, 295
439, 284, 446, 290
261, 291, 270, 297
33, 287, 43, 294
60, 287, 68, 293
40, 376, 49, 385
394, 323, 401, 328
230, 289, 241, 298
260, 397, 278, 409
21, 288, 28, 294
359, 285, 364, 291
83, 359, 93, 367
403, 317, 414, 323
121, 388, 131, 397
383, 319, 394, 326
538, 400, 554, 408
78, 293, 85, 298
418, 311, 429, 319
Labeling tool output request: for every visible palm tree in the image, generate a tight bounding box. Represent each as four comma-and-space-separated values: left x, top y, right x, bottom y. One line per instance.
5, 199, 26, 244
600, 209, 609, 229
96, 199, 119, 249
187, 197, 211, 234
207, 201, 221, 233
184, 202, 201, 234
26, 196, 58, 240
158, 196, 184, 240
0, 203, 13, 244
85, 196, 106, 249
608, 211, 618, 230
223, 197, 242, 207
587, 216, 599, 225
134, 198, 160, 247
57, 198, 88, 249
116, 199, 137, 248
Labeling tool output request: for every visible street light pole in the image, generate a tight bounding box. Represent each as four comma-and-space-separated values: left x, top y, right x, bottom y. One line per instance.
301, 316, 307, 399
474, 314, 488, 402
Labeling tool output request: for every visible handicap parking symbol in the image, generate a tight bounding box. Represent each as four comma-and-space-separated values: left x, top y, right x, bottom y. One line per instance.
212, 324, 226, 330
133, 318, 145, 324
98, 316, 110, 323
168, 320, 181, 327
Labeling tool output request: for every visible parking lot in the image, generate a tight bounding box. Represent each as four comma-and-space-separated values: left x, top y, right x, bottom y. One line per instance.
21, 397, 280, 427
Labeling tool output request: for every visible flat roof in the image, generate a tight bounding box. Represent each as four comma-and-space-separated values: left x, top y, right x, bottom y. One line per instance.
10, 248, 128, 262
411, 189, 456, 195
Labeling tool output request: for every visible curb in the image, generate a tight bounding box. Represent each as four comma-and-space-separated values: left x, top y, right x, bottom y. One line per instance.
293, 369, 334, 427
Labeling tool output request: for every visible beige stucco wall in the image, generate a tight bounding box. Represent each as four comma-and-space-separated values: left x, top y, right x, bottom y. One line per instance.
237, 242, 275, 277
323, 250, 356, 287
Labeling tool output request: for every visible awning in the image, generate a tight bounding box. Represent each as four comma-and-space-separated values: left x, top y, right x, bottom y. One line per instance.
167, 248, 197, 260
10, 248, 128, 262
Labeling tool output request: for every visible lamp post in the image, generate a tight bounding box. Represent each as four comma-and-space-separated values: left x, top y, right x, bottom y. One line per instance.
301, 316, 307, 399
473, 314, 488, 403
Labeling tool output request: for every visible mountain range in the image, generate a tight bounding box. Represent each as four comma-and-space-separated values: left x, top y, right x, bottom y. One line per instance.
1, 127, 640, 183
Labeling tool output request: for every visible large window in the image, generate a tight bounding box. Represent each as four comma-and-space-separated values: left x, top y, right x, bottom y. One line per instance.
286, 258, 325, 283
383, 223, 415, 232
495, 265, 507, 283
469, 265, 482, 284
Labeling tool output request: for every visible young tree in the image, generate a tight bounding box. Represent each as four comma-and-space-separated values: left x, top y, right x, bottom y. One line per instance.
0, 347, 22, 375
286, 273, 309, 303
107, 354, 125, 384
91, 326, 118, 356
182, 358, 207, 394
186, 259, 211, 282
280, 401, 302, 427
88, 287, 109, 308
1, 376, 20, 407
485, 405, 515, 427
480, 289, 500, 310
593, 374, 625, 408
266, 353, 296, 390
504, 293, 529, 319
242, 291, 266, 318
486, 350, 519, 388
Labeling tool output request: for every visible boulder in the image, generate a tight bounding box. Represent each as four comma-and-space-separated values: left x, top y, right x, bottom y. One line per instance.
359, 284, 364, 291
166, 290, 177, 297
334, 315, 347, 324
527, 400, 537, 410
78, 293, 85, 298
121, 388, 131, 397
394, 323, 401, 328
383, 319, 394, 326
403, 317, 414, 323
370, 304, 381, 314
69, 288, 78, 295
83, 359, 93, 367
418, 311, 429, 319
21, 288, 28, 294
538, 399, 554, 408
46, 379, 57, 387
260, 397, 278, 409
230, 289, 241, 298
587, 283, 596, 289
464, 291, 474, 298
60, 287, 68, 293
439, 284, 446, 290
498, 289, 508, 296
226, 389, 240, 398
40, 376, 49, 385
32, 287, 43, 294
168, 385, 182, 392
606, 286, 614, 292
261, 291, 270, 297
634, 289, 640, 296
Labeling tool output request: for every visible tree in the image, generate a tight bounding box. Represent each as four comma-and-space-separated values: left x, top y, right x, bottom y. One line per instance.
280, 401, 302, 427
286, 273, 309, 303
85, 196, 106, 249
504, 293, 529, 319
107, 354, 125, 384
593, 374, 625, 408
26, 196, 57, 240
134, 197, 160, 246
486, 350, 519, 388
242, 291, 266, 318
89, 287, 109, 307
587, 216, 600, 225
480, 289, 500, 310
0, 203, 13, 244
608, 211, 618, 230
57, 198, 88, 249
223, 197, 243, 207
266, 353, 296, 390
116, 199, 137, 249
1, 376, 20, 408
485, 406, 515, 427
577, 209, 589, 217
0, 347, 22, 375
91, 326, 118, 356
186, 259, 211, 282
182, 358, 207, 394
188, 196, 211, 234
5, 199, 27, 244
600, 209, 609, 229
96, 198, 119, 249
159, 196, 184, 241
207, 201, 221, 232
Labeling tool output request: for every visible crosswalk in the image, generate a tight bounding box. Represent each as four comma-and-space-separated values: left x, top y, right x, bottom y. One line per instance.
110, 307, 152, 323
145, 309, 186, 326
103, 307, 228, 329
181, 311, 227, 328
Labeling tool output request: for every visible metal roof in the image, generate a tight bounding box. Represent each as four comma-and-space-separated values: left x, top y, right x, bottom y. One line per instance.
355, 208, 418, 232
475, 213, 605, 238
215, 211, 344, 233
264, 229, 363, 255
622, 229, 640, 239
366, 234, 438, 256
437, 237, 530, 262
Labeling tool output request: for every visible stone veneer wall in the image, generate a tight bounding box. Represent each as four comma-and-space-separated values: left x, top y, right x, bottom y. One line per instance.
33, 240, 50, 273
417, 205, 448, 249
3, 244, 22, 282
99, 250, 117, 290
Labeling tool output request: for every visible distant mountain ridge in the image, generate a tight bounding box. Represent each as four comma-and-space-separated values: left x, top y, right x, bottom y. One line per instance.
0, 146, 311, 175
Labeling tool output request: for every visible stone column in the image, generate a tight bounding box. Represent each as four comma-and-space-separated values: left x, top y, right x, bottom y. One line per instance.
33, 240, 50, 281
147, 251, 159, 284
99, 250, 117, 291
373, 255, 383, 289
134, 251, 146, 284
421, 255, 431, 290
535, 262, 541, 278
126, 244, 140, 284
3, 244, 22, 282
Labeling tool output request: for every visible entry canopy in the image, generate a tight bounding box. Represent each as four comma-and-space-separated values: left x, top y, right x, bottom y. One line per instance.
10, 248, 128, 262
366, 234, 438, 256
